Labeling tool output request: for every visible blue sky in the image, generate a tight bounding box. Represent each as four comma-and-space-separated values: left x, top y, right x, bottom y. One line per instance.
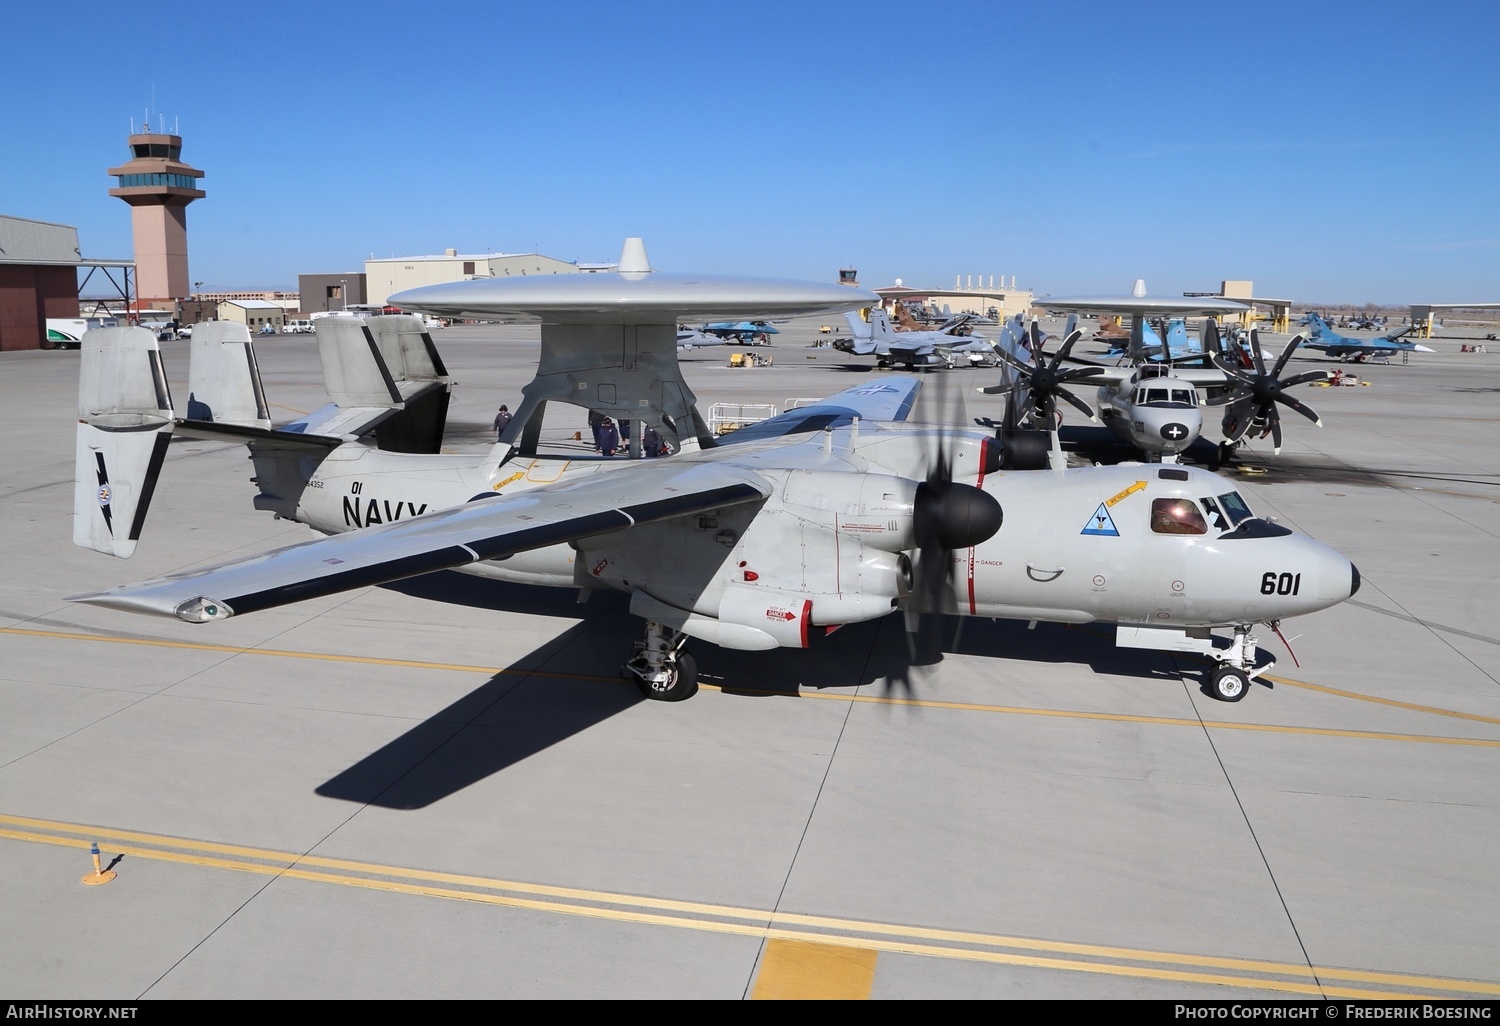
5, 0, 1496, 303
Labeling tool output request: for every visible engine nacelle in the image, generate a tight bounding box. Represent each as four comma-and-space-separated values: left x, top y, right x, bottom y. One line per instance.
781, 471, 918, 553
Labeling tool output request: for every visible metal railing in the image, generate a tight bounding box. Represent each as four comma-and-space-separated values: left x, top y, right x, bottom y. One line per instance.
707, 402, 778, 436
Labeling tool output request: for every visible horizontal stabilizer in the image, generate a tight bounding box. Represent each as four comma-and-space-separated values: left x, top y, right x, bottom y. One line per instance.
73, 327, 175, 558
274, 402, 399, 442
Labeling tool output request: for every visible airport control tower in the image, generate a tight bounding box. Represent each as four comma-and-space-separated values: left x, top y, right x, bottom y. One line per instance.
108, 128, 205, 310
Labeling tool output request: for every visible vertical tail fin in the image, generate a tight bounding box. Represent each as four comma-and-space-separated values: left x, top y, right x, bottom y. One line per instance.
312, 315, 453, 452
185, 321, 271, 428
843, 310, 876, 354
74, 327, 175, 558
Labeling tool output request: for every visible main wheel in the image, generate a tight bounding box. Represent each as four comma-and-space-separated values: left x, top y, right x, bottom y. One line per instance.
1209, 665, 1250, 702
633, 652, 698, 702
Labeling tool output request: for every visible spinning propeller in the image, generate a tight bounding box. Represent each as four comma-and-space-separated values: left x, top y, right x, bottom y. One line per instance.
1205, 329, 1327, 453
890, 377, 1004, 686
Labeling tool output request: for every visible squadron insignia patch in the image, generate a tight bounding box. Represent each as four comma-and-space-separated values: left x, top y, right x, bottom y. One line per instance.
1081, 503, 1119, 536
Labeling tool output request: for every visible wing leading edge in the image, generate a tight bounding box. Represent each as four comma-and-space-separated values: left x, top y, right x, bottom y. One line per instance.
714, 375, 921, 445
69, 461, 770, 622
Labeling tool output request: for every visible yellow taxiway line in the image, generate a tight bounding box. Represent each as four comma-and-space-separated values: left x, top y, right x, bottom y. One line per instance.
2, 813, 1496, 1000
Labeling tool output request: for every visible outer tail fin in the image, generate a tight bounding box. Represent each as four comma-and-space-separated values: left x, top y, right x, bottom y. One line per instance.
185, 321, 271, 428
1131, 317, 1163, 363
867, 307, 897, 342
74, 327, 175, 558
1301, 313, 1330, 338
843, 310, 877, 354
310, 315, 453, 452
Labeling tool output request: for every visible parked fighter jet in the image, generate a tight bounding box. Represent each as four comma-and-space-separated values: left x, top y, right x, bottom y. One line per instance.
1298, 313, 1434, 363
698, 320, 778, 345
892, 304, 989, 333
834, 307, 1011, 369
1099, 317, 1206, 362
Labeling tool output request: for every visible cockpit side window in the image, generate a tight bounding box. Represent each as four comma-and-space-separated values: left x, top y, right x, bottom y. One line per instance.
1200, 495, 1228, 531
1217, 491, 1253, 527
1150, 498, 1209, 535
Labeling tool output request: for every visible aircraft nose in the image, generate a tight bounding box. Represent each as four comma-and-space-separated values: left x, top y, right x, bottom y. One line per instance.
1350, 563, 1361, 597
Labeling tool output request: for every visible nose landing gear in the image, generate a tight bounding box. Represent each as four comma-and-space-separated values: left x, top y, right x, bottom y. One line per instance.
1208, 624, 1271, 702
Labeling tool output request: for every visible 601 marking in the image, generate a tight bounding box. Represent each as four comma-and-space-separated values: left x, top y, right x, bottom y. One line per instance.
1261, 571, 1301, 596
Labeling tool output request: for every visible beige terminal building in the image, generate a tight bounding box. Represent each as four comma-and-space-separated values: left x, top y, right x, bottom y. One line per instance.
363, 250, 607, 307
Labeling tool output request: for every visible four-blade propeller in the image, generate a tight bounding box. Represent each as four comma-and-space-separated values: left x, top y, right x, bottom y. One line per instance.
893, 378, 1003, 684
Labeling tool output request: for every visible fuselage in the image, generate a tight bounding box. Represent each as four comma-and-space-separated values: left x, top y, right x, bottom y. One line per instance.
1096, 370, 1203, 457
284, 428, 1356, 650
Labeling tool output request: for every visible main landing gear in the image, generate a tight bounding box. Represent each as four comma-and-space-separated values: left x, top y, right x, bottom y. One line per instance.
622, 620, 699, 701
1207, 624, 1271, 703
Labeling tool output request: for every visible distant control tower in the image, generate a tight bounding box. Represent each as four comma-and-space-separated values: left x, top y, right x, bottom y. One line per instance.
108, 128, 205, 309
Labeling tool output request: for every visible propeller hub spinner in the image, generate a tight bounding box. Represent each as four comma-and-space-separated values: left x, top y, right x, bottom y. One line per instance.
915, 481, 1003, 550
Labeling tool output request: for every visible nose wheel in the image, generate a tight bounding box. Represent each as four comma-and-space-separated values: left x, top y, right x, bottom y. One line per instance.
623, 621, 699, 701
1207, 624, 1270, 702
1209, 665, 1250, 702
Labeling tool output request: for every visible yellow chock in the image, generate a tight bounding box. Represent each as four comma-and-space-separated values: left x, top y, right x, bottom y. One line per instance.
82, 841, 116, 885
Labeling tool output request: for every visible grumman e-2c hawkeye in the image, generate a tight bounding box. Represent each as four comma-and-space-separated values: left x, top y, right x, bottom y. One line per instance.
69, 247, 1359, 703
1007, 283, 1332, 464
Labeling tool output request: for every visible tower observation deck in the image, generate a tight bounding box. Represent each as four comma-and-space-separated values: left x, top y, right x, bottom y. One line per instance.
108, 130, 205, 309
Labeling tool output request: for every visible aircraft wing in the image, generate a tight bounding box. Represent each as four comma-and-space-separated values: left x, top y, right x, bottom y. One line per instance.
714, 376, 921, 444
1055, 360, 1238, 388
68, 461, 770, 622
1166, 367, 1246, 387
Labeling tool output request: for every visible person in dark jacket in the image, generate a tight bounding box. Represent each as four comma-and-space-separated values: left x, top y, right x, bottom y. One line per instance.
597, 417, 620, 457
492, 405, 512, 440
